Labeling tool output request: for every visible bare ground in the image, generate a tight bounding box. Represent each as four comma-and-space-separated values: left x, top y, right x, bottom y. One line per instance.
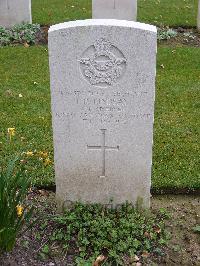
159, 27, 200, 48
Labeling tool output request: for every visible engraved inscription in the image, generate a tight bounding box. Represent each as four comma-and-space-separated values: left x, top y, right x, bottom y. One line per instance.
79, 38, 127, 87
87, 129, 119, 177
56, 89, 152, 124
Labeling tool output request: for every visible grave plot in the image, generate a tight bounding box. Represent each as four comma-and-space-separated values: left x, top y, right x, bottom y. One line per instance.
0, 0, 199, 265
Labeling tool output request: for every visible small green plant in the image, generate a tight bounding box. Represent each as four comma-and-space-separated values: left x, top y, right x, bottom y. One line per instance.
157, 28, 177, 41
183, 32, 196, 40
192, 225, 200, 233
0, 23, 40, 46
48, 202, 169, 265
0, 157, 33, 252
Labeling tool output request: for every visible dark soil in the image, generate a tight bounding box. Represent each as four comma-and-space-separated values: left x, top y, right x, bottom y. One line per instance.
35, 26, 49, 45
0, 191, 199, 266
159, 27, 200, 48
152, 195, 200, 266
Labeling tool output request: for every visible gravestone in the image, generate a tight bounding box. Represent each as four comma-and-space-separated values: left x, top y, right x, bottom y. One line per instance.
48, 19, 157, 208
198, 0, 200, 32
0, 0, 32, 28
92, 0, 137, 21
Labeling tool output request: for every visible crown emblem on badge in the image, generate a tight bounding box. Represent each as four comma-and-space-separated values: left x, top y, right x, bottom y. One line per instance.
79, 38, 127, 87
94, 38, 112, 54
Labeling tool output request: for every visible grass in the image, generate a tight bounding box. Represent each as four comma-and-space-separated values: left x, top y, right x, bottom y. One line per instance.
0, 46, 199, 190
32, 0, 199, 27
153, 47, 200, 190
32, 0, 91, 26
0, 46, 53, 186
138, 0, 198, 28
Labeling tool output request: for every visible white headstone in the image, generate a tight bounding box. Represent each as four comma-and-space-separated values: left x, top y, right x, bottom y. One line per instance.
92, 0, 137, 21
198, 0, 200, 32
48, 19, 157, 208
0, 0, 32, 28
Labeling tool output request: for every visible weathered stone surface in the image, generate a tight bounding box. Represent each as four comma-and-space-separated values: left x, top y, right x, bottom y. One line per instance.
198, 0, 200, 32
48, 19, 157, 208
92, 0, 137, 21
0, 0, 32, 28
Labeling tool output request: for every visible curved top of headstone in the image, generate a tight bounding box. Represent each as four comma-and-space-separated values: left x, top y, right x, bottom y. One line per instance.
49, 19, 157, 34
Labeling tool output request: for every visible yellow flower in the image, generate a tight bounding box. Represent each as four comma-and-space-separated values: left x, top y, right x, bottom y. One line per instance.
44, 158, 52, 166
7, 128, 15, 141
38, 151, 48, 158
26, 151, 34, 156
16, 205, 24, 217
8, 128, 15, 136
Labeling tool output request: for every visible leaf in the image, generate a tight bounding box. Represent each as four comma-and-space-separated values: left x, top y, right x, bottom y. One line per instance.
144, 232, 150, 238
192, 225, 200, 233
38, 189, 49, 196
23, 42, 29, 48
93, 255, 106, 266
142, 251, 149, 258
42, 244, 49, 254
154, 226, 161, 234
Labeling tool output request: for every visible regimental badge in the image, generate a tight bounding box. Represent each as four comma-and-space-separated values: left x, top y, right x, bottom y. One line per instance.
79, 38, 127, 87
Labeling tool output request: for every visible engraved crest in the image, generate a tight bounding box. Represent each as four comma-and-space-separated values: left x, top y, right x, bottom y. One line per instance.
79, 38, 127, 87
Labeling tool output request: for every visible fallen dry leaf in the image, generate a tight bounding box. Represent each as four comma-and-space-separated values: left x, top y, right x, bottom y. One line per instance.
20, 159, 27, 164
144, 231, 150, 238
38, 190, 49, 196
154, 226, 161, 234
141, 251, 149, 258
4, 89, 13, 97
24, 42, 30, 48
93, 255, 106, 266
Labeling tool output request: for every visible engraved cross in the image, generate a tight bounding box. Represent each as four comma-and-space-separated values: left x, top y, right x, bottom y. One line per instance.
87, 129, 119, 177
